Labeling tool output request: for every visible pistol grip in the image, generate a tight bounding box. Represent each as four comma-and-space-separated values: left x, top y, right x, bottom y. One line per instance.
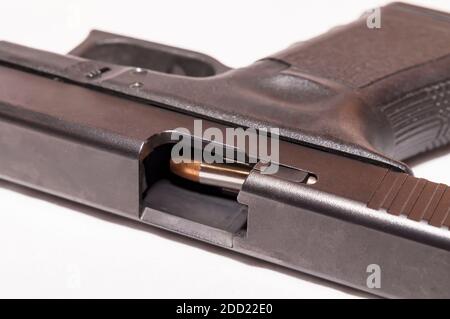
269, 3, 450, 162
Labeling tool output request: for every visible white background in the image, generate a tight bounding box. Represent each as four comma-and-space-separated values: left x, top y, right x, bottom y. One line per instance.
0, 0, 449, 298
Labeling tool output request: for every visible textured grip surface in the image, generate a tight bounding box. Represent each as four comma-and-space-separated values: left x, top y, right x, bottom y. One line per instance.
380, 80, 450, 159
270, 3, 450, 162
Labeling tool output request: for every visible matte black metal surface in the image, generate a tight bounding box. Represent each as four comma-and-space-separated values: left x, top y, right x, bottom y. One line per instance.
144, 179, 247, 234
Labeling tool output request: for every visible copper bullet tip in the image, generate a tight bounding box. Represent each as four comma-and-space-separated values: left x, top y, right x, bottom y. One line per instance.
169, 159, 201, 183
169, 156, 251, 192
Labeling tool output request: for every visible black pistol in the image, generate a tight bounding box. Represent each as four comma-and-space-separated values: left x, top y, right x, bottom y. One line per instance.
0, 2, 450, 298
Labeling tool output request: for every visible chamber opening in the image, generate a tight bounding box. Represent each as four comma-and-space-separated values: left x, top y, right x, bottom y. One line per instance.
141, 143, 248, 235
